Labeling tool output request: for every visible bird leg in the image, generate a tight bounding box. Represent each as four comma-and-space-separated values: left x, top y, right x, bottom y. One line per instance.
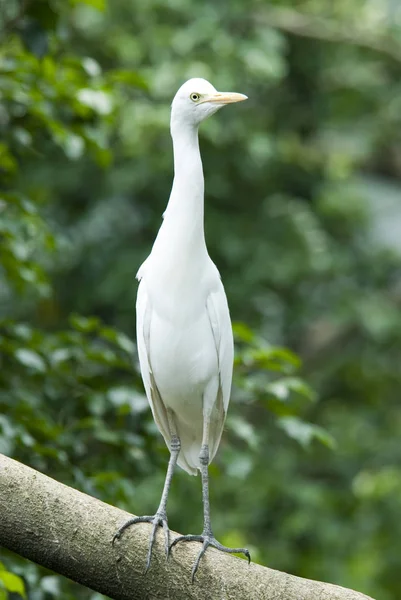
112, 434, 180, 572
170, 443, 250, 582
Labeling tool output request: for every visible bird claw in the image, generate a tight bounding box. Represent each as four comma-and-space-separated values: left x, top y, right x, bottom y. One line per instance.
112, 512, 170, 571
170, 532, 251, 582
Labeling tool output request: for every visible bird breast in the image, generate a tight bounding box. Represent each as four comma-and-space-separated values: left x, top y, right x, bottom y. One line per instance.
143, 244, 219, 325
148, 307, 218, 414
139, 246, 221, 414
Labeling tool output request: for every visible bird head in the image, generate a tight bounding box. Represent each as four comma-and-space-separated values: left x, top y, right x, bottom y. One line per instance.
171, 78, 247, 129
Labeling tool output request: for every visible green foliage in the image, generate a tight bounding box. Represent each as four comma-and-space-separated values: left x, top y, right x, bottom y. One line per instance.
1, 0, 401, 599
0, 562, 26, 599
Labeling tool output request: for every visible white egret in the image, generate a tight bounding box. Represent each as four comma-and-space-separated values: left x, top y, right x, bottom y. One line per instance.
113, 78, 249, 579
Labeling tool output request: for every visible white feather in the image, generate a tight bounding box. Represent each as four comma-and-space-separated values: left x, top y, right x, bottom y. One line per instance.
135, 78, 239, 475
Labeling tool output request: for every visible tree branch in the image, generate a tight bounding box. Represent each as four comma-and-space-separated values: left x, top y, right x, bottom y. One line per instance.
0, 454, 375, 600
258, 7, 401, 64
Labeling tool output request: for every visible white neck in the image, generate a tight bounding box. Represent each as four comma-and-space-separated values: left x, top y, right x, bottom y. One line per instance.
159, 120, 206, 247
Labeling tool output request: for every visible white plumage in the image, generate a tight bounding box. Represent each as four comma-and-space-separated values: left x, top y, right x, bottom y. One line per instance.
136, 275, 231, 473
135, 78, 244, 474
114, 78, 249, 578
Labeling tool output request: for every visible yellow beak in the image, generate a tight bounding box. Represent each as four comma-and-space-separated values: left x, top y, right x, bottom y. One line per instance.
202, 92, 248, 105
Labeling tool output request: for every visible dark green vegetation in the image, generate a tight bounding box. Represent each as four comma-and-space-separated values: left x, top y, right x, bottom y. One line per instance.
1, 1, 400, 598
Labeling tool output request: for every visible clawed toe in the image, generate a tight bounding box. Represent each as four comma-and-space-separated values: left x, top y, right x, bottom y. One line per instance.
112, 513, 170, 571
114, 519, 250, 581
169, 533, 251, 581
170, 534, 203, 548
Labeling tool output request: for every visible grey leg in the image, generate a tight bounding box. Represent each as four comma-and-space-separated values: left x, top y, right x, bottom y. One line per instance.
113, 433, 180, 572
170, 442, 250, 581
199, 443, 213, 536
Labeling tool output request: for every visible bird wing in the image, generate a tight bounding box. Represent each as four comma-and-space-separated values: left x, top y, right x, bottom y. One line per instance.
136, 279, 170, 444
206, 281, 234, 461
206, 282, 234, 413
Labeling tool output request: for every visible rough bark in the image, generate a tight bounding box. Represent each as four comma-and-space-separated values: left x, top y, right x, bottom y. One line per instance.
0, 454, 375, 600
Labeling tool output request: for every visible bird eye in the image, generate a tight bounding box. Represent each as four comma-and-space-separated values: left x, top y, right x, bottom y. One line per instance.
190, 93, 200, 102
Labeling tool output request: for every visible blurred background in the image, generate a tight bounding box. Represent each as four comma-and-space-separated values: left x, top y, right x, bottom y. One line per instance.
1, 0, 401, 598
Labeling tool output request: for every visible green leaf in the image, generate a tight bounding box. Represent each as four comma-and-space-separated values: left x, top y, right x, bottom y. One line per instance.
70, 314, 100, 333
14, 349, 46, 373
99, 327, 135, 354
40, 576, 60, 595
71, 0, 106, 12
108, 70, 148, 90
0, 568, 26, 598
81, 57, 102, 77
76, 89, 113, 115
227, 415, 258, 450
107, 387, 148, 413
115, 333, 135, 355
0, 143, 17, 174
278, 417, 336, 450
232, 322, 255, 343
266, 377, 316, 402
243, 345, 301, 373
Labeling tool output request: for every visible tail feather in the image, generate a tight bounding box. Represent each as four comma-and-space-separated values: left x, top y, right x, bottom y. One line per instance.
174, 418, 202, 476
170, 389, 226, 476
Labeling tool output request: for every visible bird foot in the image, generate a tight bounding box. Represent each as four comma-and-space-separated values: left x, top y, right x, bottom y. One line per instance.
112, 512, 170, 572
170, 531, 250, 581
